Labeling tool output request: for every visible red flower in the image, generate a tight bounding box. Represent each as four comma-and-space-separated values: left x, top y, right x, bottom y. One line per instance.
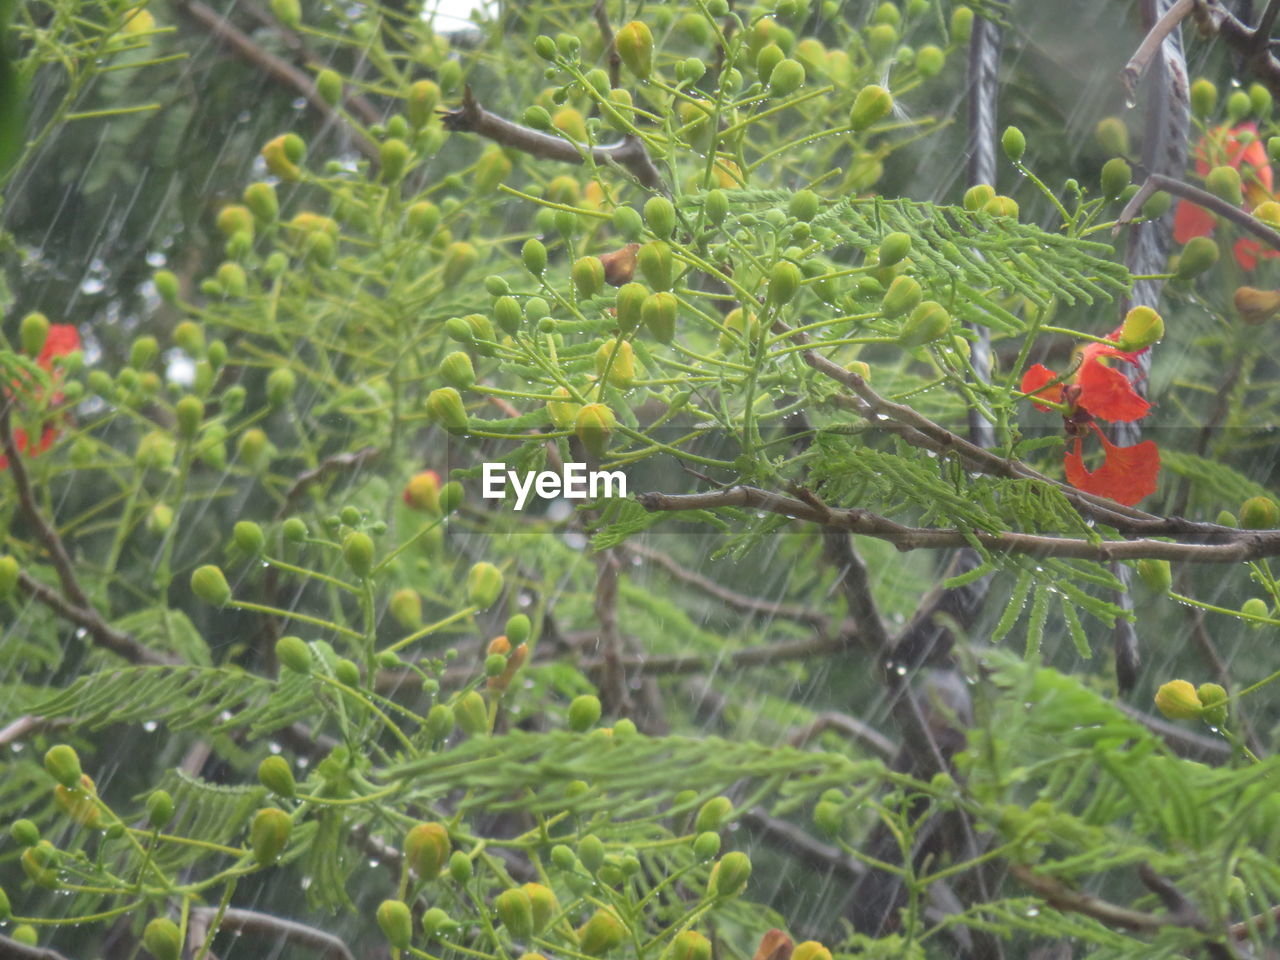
1064, 424, 1160, 507
2, 323, 80, 470
1173, 122, 1279, 270
1020, 326, 1159, 506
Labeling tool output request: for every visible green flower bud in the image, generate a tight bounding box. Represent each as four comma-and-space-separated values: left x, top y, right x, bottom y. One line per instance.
314, 69, 343, 108
578, 909, 626, 956
1197, 682, 1229, 725
865, 23, 897, 58
1154, 679, 1201, 720
0, 555, 20, 601
440, 351, 476, 390
962, 184, 995, 212
709, 851, 751, 897
981, 195, 1018, 218
143, 917, 182, 960
877, 232, 911, 267
233, 521, 265, 557
425, 703, 455, 740
950, 5, 973, 41
1101, 157, 1131, 201
380, 138, 411, 182
756, 42, 785, 84
1116, 305, 1163, 351
269, 0, 301, 28
1136, 558, 1172, 594
578, 833, 605, 872
576, 402, 616, 456
669, 930, 713, 960
456, 690, 489, 736
11, 924, 36, 945
262, 367, 295, 410
20, 312, 49, 356
389, 588, 423, 629
522, 237, 548, 276
545, 387, 582, 430
768, 260, 803, 305
692, 830, 720, 859
573, 256, 607, 299
475, 147, 512, 193
496, 887, 535, 938
405, 821, 451, 879
695, 796, 733, 832
249, 807, 292, 865
1001, 125, 1026, 162
1242, 597, 1271, 624
448, 849, 473, 885
0, 885, 9, 921
1240, 495, 1279, 529
146, 789, 174, 828
522, 882, 558, 933
275, 636, 311, 674
11, 819, 39, 847
492, 296, 523, 335
342, 531, 375, 578
258, 756, 296, 798
154, 269, 180, 303
769, 58, 805, 96
467, 561, 504, 608
595, 339, 637, 388
704, 189, 729, 226
916, 43, 945, 77
1251, 82, 1273, 119
1094, 116, 1129, 156
898, 300, 951, 347
1206, 165, 1243, 205
1141, 189, 1171, 219
616, 21, 654, 79
850, 84, 892, 131
443, 241, 479, 286
793, 942, 832, 960
191, 565, 231, 606
377, 899, 413, 949
644, 195, 677, 239
21, 841, 58, 887
428, 386, 469, 434
638, 241, 673, 291
333, 658, 360, 686
813, 800, 843, 836
880, 275, 922, 319
642, 291, 678, 343
615, 282, 648, 332
568, 694, 602, 731
1227, 89, 1251, 123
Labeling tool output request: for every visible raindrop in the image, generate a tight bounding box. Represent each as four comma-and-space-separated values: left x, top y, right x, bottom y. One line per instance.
145, 250, 167, 267
143, 721, 158, 732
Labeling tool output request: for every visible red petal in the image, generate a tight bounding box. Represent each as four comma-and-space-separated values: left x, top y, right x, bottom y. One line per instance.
1076, 352, 1149, 422
1173, 200, 1215, 243
1063, 432, 1160, 506
37, 324, 81, 369
1020, 364, 1063, 411
1235, 237, 1261, 271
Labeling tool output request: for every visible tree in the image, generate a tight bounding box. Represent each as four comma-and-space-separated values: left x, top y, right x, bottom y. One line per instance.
3, 0, 1280, 957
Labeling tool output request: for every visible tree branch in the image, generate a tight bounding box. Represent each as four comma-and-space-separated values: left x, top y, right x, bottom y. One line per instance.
1116, 173, 1280, 255
1122, 0, 1194, 102
0, 936, 75, 960
189, 908, 354, 960
637, 485, 1280, 563
442, 87, 662, 189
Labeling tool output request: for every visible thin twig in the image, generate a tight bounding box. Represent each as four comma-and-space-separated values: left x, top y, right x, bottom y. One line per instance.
189, 908, 355, 960
276, 446, 380, 519
1122, 0, 1194, 102
786, 710, 897, 761
1010, 863, 1178, 932
442, 86, 662, 189
0, 714, 70, 747
1117, 173, 1280, 254
176, 0, 379, 161
0, 935, 76, 960
637, 485, 1280, 563
1192, 0, 1280, 98
593, 0, 621, 90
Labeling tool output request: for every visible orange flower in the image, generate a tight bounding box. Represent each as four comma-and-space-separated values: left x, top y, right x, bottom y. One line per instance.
1173, 122, 1279, 270
1020, 325, 1159, 506
2, 323, 80, 470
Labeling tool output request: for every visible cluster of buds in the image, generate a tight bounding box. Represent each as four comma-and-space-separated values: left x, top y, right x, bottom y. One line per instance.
1154, 680, 1229, 726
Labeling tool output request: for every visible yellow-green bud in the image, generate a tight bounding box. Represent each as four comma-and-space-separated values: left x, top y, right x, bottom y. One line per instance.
496, 887, 535, 938
880, 275, 922, 319
475, 147, 512, 193
644, 195, 677, 238
1206, 165, 1243, 205
143, 917, 182, 960
425, 703, 454, 740
616, 21, 654, 79
705, 189, 729, 225
1251, 82, 1273, 119
850, 84, 893, 131
522, 237, 548, 276
456, 690, 489, 736
377, 899, 413, 949
1001, 126, 1026, 162
768, 260, 803, 305
595, 339, 637, 388
342, 531, 375, 579
1154, 679, 1201, 720
407, 79, 441, 128
191, 565, 230, 606
709, 851, 751, 897
963, 184, 995, 212
20, 312, 49, 357
315, 68, 342, 107
616, 282, 648, 331
22, 841, 58, 887
266, 367, 296, 408
574, 256, 606, 298
1197, 682, 1229, 725
380, 138, 411, 182
695, 795, 733, 832
1176, 235, 1219, 279
1101, 157, 1131, 201
269, 0, 301, 28
428, 386, 469, 434
638, 241, 674, 291
0, 886, 9, 921
275, 636, 311, 674
1241, 495, 1279, 528
440, 351, 476, 390
576, 403, 616, 456
0, 555, 17, 601
443, 241, 479, 286
11, 819, 39, 847
154, 270, 180, 303
390, 588, 423, 629
982, 195, 1019, 218
1116, 305, 1163, 351
669, 931, 713, 960
878, 232, 911, 267
257, 756, 295, 798
405, 822, 451, 879
916, 43, 945, 77
233, 521, 265, 556
792, 942, 832, 960
467, 561, 504, 608
44, 745, 82, 789
146, 789, 174, 828
334, 658, 360, 687
450, 849, 473, 884
546, 387, 582, 430
568, 694, 602, 731
1094, 116, 1129, 156
249, 807, 292, 865
898, 300, 951, 347
1136, 558, 1172, 594
578, 910, 626, 956
11, 924, 36, 945
642, 291, 678, 343
769, 58, 805, 97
